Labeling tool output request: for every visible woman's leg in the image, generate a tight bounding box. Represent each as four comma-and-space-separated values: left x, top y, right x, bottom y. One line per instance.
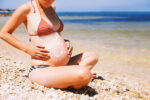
28, 51, 98, 89
67, 51, 98, 88
68, 51, 99, 70
28, 65, 92, 89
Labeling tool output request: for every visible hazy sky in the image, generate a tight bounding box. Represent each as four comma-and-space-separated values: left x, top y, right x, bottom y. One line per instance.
0, 0, 150, 12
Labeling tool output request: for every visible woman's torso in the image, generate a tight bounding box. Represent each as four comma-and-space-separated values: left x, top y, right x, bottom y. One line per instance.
25, 0, 69, 66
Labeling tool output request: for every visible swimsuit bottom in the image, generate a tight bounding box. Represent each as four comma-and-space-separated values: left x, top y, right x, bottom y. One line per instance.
29, 65, 51, 74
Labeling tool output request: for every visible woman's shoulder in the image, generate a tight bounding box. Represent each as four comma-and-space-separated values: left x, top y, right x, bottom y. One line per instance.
14, 2, 31, 15
51, 4, 56, 11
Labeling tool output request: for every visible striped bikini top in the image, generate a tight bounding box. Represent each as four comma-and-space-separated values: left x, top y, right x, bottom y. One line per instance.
30, 0, 64, 36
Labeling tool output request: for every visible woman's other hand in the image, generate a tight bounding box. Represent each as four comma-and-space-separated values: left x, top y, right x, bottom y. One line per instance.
65, 40, 73, 57
26, 44, 50, 61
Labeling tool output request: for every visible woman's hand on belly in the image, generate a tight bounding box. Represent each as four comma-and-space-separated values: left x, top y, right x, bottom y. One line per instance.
30, 33, 70, 66
25, 44, 50, 61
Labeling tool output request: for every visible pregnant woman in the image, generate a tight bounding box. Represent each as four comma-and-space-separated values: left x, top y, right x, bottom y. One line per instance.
0, 0, 98, 89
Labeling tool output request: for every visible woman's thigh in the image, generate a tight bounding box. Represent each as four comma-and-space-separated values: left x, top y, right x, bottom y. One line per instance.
28, 65, 92, 88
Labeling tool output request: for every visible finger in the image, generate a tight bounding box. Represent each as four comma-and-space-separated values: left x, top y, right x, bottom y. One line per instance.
67, 47, 72, 55
69, 42, 73, 51
37, 45, 45, 49
68, 44, 72, 53
70, 48, 73, 55
68, 50, 72, 57
70, 47, 73, 53
35, 54, 50, 60
38, 48, 50, 53
32, 55, 43, 60
37, 51, 50, 56
39, 55, 50, 60
66, 42, 70, 49
67, 47, 71, 55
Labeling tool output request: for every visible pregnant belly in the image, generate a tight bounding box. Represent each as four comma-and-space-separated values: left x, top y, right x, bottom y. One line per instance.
30, 33, 70, 66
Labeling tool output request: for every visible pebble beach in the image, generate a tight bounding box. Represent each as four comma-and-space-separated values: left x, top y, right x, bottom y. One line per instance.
0, 13, 150, 99
0, 54, 150, 100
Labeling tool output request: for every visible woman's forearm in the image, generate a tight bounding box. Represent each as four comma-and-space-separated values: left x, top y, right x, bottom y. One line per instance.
0, 32, 28, 53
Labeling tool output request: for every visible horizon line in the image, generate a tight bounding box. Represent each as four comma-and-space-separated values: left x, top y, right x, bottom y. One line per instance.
0, 8, 150, 13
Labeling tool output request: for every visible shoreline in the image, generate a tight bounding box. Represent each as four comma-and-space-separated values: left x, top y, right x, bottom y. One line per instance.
0, 10, 14, 17
0, 14, 12, 17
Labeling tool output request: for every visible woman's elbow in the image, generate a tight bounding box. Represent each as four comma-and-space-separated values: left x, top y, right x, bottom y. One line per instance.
0, 31, 7, 39
0, 32, 3, 39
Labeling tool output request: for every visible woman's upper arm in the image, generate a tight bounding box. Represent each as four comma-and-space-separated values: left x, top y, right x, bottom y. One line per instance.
1, 3, 30, 34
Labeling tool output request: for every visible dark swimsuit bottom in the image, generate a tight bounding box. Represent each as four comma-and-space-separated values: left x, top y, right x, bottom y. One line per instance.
29, 65, 51, 73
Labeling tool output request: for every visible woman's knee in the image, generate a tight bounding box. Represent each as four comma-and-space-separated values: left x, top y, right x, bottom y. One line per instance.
84, 51, 99, 64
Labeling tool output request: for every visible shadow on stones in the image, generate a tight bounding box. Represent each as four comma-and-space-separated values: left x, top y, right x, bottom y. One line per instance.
60, 76, 105, 97
92, 76, 105, 81
61, 86, 98, 97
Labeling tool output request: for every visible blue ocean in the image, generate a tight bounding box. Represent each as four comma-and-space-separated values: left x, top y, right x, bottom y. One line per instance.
1, 11, 150, 22
57, 12, 150, 22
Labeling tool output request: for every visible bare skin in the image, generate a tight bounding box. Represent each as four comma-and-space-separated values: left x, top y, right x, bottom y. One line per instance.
0, 0, 98, 89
